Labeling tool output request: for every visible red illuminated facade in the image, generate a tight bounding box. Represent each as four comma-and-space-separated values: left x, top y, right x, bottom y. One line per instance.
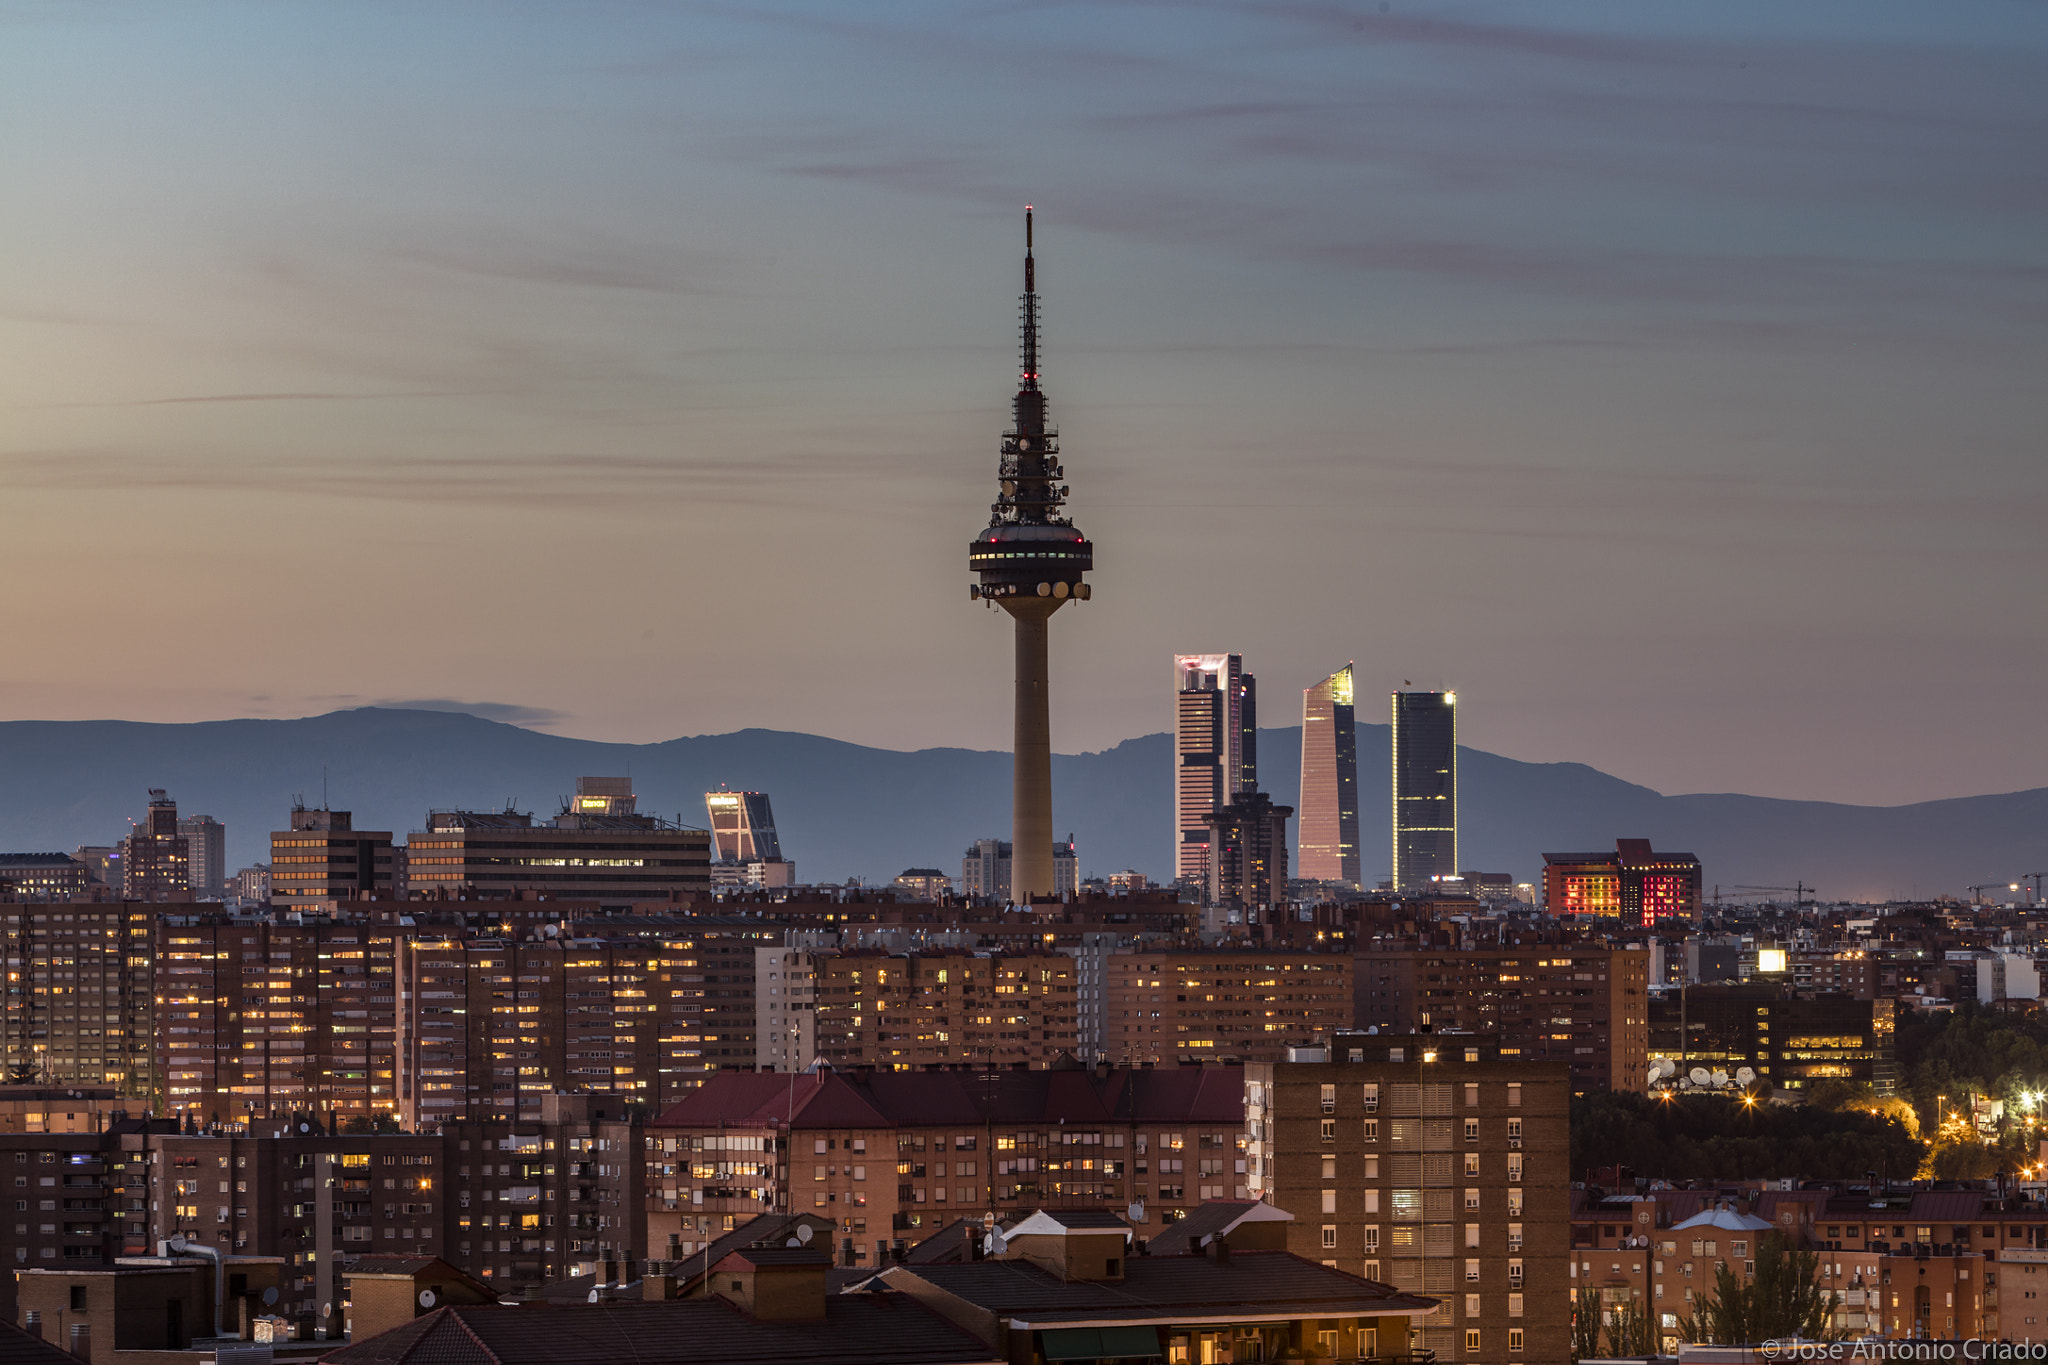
1542, 838, 1701, 927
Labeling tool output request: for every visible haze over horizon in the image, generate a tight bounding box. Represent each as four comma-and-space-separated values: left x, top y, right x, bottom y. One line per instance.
4, 2, 2044, 809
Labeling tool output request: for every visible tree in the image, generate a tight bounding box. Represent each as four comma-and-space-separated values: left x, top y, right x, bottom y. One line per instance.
1677, 1232, 1842, 1344
1603, 1297, 1655, 1357
1571, 1287, 1603, 1363
5, 1059, 37, 1085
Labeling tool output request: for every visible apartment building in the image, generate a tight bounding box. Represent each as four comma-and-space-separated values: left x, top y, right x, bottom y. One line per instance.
0, 903, 157, 1095
648, 1064, 1246, 1269
138, 1096, 643, 1307
804, 948, 1080, 1070
1354, 946, 1650, 1094
1244, 1035, 1571, 1365
155, 917, 407, 1124
0, 1120, 178, 1319
399, 921, 776, 1127
269, 807, 396, 908
1106, 949, 1353, 1064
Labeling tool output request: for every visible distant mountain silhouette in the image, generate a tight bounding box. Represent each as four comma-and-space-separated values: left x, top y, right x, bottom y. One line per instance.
0, 708, 2040, 901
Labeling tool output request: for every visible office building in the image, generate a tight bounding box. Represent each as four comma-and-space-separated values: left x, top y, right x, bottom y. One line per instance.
1542, 839, 1702, 925
1648, 984, 1895, 1092
967, 210, 1095, 903
0, 903, 158, 1094
270, 806, 396, 908
705, 789, 782, 862
0, 854, 89, 900
1353, 946, 1650, 1094
1203, 790, 1294, 918
649, 1065, 1245, 1264
1391, 693, 1457, 892
959, 837, 1078, 902
1107, 949, 1353, 1064
121, 789, 190, 901
1245, 1036, 1571, 1365
1175, 654, 1257, 885
73, 847, 121, 890
175, 814, 226, 898
1298, 663, 1361, 887
892, 868, 952, 899
408, 778, 711, 907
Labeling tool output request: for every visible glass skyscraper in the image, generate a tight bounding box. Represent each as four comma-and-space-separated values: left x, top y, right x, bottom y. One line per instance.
1391, 689, 1458, 892
1298, 663, 1360, 886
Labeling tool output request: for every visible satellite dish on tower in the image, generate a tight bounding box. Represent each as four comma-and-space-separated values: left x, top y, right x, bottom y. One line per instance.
1711, 1071, 1730, 1088
1735, 1067, 1757, 1086
1689, 1068, 1711, 1086
796, 1224, 814, 1244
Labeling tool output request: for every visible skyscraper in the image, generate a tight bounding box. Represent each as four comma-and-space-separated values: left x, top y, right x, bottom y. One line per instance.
968, 209, 1094, 902
704, 789, 783, 862
1173, 653, 1257, 884
1391, 689, 1458, 891
1298, 663, 1360, 886
121, 789, 189, 900
176, 813, 226, 898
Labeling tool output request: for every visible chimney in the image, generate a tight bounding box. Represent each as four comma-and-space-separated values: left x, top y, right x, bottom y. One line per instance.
601, 1258, 618, 1286
642, 1275, 676, 1302
1212, 1235, 1230, 1266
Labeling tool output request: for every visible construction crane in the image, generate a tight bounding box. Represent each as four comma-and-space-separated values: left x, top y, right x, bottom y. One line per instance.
2025, 874, 2046, 905
1967, 882, 2022, 906
1732, 883, 1815, 909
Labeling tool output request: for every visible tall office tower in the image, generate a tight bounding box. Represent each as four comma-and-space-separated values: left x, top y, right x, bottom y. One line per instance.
1298, 663, 1361, 886
270, 806, 396, 908
968, 209, 1094, 903
121, 789, 189, 900
174, 814, 226, 897
1173, 653, 1257, 884
1203, 790, 1294, 918
1391, 690, 1458, 892
704, 789, 783, 862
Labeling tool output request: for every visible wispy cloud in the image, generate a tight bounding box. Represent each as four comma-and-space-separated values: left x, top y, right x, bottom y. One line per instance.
368, 699, 570, 727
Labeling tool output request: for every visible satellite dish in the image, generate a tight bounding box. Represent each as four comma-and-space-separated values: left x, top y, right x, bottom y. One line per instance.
299, 1123, 311, 1133
262, 1288, 279, 1307
1126, 1202, 1145, 1225
1735, 1067, 1757, 1086
1689, 1068, 1711, 1086
418, 1290, 436, 1308
1711, 1071, 1730, 1088
785, 1237, 800, 1248
587, 1289, 600, 1304
795, 1224, 814, 1244
322, 1303, 332, 1320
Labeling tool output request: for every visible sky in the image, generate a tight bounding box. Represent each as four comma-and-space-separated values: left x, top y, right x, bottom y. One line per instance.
1, 0, 2044, 808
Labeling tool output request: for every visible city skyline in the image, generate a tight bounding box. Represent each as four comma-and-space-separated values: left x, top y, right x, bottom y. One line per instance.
3, 3, 2044, 812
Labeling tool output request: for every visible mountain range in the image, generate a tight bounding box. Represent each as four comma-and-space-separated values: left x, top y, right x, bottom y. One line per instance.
0, 707, 2042, 901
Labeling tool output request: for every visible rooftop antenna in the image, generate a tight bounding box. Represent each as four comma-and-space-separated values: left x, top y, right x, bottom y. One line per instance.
322, 766, 328, 810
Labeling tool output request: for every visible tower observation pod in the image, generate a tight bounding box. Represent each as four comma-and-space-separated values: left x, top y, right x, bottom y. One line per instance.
969, 207, 1093, 902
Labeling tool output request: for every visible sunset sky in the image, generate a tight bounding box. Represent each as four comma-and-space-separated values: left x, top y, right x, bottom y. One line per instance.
2, 1, 2044, 807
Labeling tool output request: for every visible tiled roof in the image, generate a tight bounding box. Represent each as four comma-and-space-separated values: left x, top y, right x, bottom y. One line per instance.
321, 1294, 1003, 1365
1144, 1200, 1288, 1257
891, 1250, 1435, 1328
905, 1219, 980, 1265
1909, 1191, 1987, 1223
668, 1214, 837, 1292
721, 1247, 830, 1269
0, 1322, 86, 1365
653, 1067, 1243, 1131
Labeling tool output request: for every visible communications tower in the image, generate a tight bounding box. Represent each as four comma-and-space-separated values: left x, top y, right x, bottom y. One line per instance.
968, 208, 1093, 901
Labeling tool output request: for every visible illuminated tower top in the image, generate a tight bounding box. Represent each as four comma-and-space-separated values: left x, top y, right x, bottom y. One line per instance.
969, 207, 1093, 604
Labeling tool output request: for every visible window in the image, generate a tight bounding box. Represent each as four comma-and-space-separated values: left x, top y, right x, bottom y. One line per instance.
1362, 1119, 1378, 1143
1466, 1223, 1480, 1247
1464, 1152, 1480, 1177
1465, 1188, 1480, 1211
1364, 1226, 1380, 1252
1509, 1292, 1524, 1318
1509, 1328, 1525, 1353
1464, 1083, 1479, 1107
1364, 1190, 1379, 1214
1363, 1083, 1379, 1111
1466, 1330, 1481, 1352
1507, 1083, 1521, 1106
1322, 1224, 1337, 1249
1322, 1190, 1337, 1214
1464, 1119, 1480, 1142
1320, 1120, 1335, 1143
1321, 1084, 1336, 1113
1508, 1153, 1522, 1183
1507, 1117, 1522, 1143
1465, 1258, 1479, 1282
1466, 1293, 1480, 1317
1363, 1155, 1379, 1179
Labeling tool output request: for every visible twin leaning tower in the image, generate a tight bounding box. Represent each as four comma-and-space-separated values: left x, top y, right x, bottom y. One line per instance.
968, 209, 1093, 901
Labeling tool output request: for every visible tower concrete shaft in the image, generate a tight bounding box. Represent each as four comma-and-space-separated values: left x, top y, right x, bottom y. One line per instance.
1006, 596, 1061, 900
968, 208, 1092, 904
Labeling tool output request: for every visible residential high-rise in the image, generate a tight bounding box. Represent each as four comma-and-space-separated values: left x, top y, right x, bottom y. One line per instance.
270, 806, 396, 907
1245, 1036, 1571, 1365
122, 789, 190, 900
175, 813, 226, 897
1107, 949, 1351, 1063
959, 836, 1078, 901
1203, 790, 1294, 918
1542, 839, 1702, 926
1298, 663, 1361, 886
0, 903, 157, 1093
967, 209, 1094, 903
1391, 691, 1457, 892
1174, 653, 1257, 885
